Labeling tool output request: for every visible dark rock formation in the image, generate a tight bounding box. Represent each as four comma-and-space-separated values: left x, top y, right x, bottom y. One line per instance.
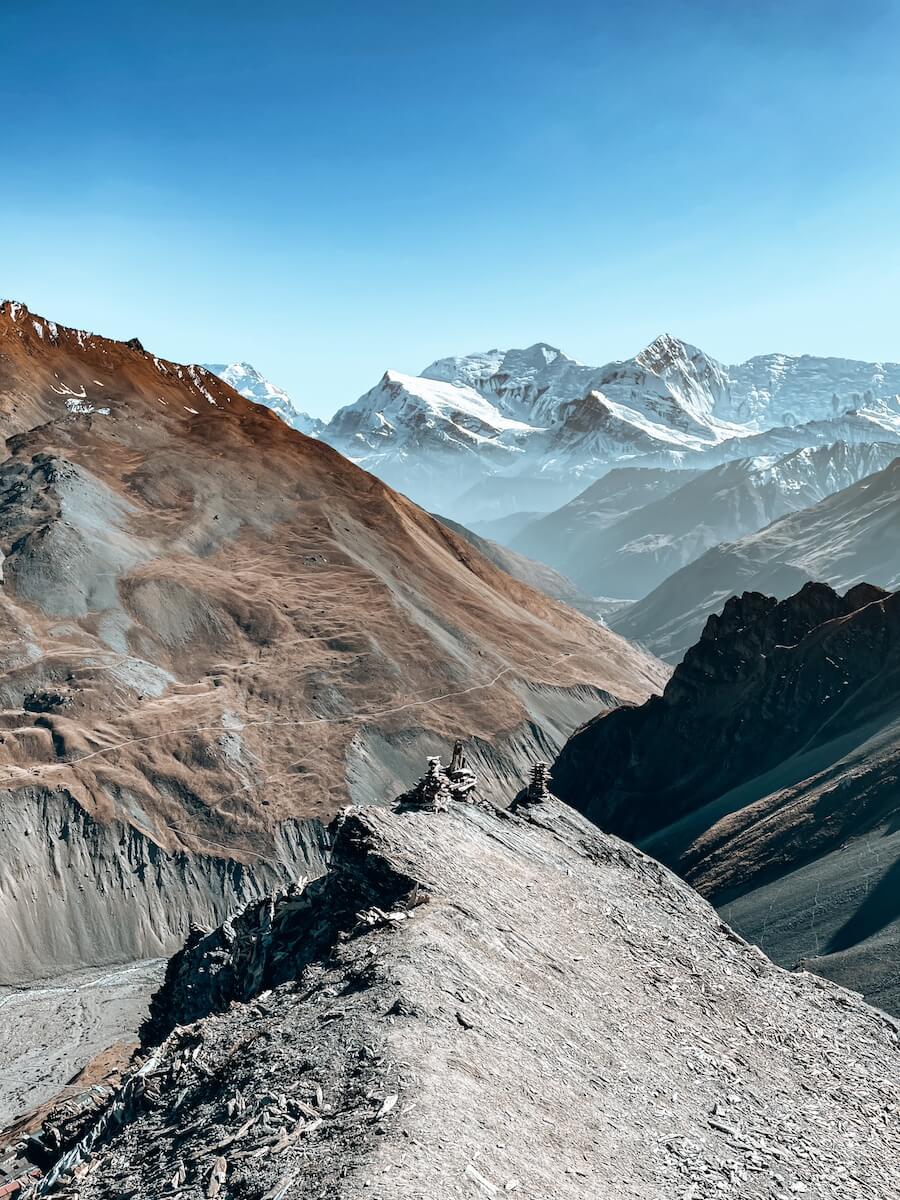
553, 580, 900, 1013
553, 580, 892, 842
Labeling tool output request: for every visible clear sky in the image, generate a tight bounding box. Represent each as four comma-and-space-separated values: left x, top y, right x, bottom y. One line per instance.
4, 0, 900, 417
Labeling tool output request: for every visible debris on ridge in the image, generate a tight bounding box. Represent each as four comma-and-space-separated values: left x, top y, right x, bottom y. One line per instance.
8, 792, 898, 1199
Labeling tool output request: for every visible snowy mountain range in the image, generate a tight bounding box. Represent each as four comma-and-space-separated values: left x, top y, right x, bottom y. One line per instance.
723, 353, 900, 429
204, 362, 324, 437
321, 337, 900, 518
323, 336, 750, 514
208, 340, 900, 527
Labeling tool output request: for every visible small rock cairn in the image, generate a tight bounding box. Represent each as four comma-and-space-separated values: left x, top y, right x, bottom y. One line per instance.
510, 760, 554, 812
399, 740, 477, 811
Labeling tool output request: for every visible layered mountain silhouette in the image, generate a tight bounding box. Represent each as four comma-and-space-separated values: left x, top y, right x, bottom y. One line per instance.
614, 452, 900, 660
513, 442, 898, 603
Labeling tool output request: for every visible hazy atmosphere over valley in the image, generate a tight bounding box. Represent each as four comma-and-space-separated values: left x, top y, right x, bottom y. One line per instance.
1, 3, 899, 1198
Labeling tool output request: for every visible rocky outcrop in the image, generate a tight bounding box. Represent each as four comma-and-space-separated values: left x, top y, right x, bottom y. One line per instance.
15, 801, 900, 1199
554, 581, 893, 841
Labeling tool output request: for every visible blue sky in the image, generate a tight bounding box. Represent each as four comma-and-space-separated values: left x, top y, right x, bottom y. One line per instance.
4, 0, 900, 417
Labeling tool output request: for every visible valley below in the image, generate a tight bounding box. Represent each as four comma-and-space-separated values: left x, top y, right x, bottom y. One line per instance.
0, 960, 165, 1132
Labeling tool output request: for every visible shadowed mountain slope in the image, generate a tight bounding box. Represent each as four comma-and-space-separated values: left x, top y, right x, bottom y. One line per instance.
612, 454, 900, 660
517, 443, 898, 603
554, 581, 900, 1012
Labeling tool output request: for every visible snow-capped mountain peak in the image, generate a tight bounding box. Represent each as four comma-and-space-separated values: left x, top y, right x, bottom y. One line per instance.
319, 337, 757, 516
328, 369, 539, 455
204, 362, 324, 437
210, 334, 900, 525
722, 352, 900, 430
629, 334, 732, 426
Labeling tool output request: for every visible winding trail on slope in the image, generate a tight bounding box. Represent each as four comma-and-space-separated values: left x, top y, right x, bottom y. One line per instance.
0, 650, 580, 783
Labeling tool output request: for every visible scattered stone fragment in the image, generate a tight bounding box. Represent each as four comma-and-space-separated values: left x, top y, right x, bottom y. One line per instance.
206, 1154, 227, 1197
465, 1162, 498, 1194
373, 1094, 398, 1121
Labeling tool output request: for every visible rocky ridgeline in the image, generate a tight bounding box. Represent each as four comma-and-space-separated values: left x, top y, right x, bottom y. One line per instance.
553, 580, 895, 841
5, 753, 898, 1200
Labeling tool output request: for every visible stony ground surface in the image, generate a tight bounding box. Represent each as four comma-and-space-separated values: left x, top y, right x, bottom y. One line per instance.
16, 800, 899, 1200
0, 960, 164, 1129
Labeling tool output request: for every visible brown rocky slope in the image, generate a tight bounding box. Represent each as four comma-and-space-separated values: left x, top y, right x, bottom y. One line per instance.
0, 301, 665, 981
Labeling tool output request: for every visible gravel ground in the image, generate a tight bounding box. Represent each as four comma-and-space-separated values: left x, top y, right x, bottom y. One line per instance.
19, 800, 900, 1199
0, 960, 164, 1129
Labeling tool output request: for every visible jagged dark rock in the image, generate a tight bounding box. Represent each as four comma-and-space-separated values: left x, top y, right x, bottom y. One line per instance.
553, 580, 892, 841
553, 580, 900, 1013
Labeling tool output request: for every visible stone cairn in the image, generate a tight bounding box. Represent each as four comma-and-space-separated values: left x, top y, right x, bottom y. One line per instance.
525, 761, 552, 803
446, 739, 477, 802
511, 760, 553, 811
399, 740, 477, 811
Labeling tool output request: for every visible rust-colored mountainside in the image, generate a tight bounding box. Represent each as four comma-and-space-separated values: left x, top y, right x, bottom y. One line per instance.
0, 302, 665, 980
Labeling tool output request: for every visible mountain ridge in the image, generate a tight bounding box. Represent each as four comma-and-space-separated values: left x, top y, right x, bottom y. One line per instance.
0, 299, 665, 983
612, 452, 900, 659
515, 441, 900, 603
553, 579, 900, 1013
12, 799, 900, 1199
203, 362, 324, 437
317, 333, 900, 518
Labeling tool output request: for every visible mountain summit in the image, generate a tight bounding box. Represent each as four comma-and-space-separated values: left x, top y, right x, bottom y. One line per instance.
204, 362, 324, 437
323, 335, 748, 516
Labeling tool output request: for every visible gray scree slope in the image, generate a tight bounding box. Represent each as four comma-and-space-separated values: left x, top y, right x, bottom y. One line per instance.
32, 800, 900, 1200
